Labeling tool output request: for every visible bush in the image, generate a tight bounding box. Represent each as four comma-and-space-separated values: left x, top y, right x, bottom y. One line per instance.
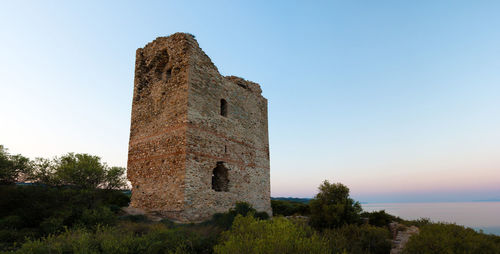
214, 215, 329, 254
271, 200, 309, 216
0, 215, 23, 229
77, 206, 117, 229
403, 223, 500, 254
0, 185, 129, 250
323, 224, 392, 254
402, 217, 432, 228
120, 215, 151, 223
39, 216, 65, 234
11, 224, 216, 254
361, 210, 401, 228
209, 202, 269, 229
309, 180, 362, 230
0, 229, 37, 252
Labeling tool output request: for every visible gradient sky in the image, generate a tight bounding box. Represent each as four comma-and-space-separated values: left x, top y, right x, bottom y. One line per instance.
1, 1, 499, 202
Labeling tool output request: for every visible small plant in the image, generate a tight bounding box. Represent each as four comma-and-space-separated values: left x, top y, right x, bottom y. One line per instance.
208, 202, 269, 229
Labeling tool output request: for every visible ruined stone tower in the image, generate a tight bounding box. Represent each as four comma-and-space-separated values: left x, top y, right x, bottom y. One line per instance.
127, 33, 271, 222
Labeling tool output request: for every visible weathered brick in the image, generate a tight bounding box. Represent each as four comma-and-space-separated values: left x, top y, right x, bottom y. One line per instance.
127, 33, 271, 222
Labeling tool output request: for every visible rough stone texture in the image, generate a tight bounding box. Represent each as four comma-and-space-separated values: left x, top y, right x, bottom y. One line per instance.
389, 222, 420, 254
127, 33, 271, 222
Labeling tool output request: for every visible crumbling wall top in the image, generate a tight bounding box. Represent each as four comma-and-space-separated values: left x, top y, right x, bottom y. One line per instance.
224, 76, 262, 95
141, 33, 196, 50
138, 33, 263, 96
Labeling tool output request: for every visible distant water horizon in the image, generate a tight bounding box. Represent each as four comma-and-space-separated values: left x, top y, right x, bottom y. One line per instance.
362, 201, 500, 236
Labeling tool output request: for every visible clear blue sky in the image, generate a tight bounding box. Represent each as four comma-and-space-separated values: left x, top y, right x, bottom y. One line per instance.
1, 1, 499, 202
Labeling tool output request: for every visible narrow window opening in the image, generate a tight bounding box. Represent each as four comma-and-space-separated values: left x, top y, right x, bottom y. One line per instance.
212, 162, 229, 192
166, 68, 172, 80
224, 145, 227, 154
220, 99, 228, 117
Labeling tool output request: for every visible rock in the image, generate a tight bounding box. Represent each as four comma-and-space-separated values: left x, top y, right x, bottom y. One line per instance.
389, 222, 420, 254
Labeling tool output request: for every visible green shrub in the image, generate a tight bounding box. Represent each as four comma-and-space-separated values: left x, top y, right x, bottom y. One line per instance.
208, 202, 269, 229
214, 215, 329, 254
361, 210, 401, 228
39, 216, 65, 234
403, 223, 500, 254
120, 214, 151, 224
116, 221, 153, 236
322, 224, 392, 254
309, 180, 362, 230
0, 229, 37, 252
271, 200, 309, 216
0, 185, 129, 251
77, 206, 117, 229
402, 217, 432, 228
0, 215, 23, 229
11, 224, 216, 254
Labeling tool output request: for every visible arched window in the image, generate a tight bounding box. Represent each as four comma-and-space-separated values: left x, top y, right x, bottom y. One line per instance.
212, 162, 229, 192
220, 99, 228, 117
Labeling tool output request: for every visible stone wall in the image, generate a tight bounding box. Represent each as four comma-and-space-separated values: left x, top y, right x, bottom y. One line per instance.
127, 33, 271, 222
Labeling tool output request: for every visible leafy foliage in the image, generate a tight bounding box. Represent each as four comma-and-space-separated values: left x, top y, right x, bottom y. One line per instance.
271, 199, 309, 216
104, 166, 127, 189
0, 144, 127, 190
10, 225, 216, 254
309, 180, 362, 230
209, 202, 269, 229
323, 224, 392, 254
0, 185, 129, 251
2, 147, 499, 254
402, 217, 432, 228
38, 153, 127, 189
214, 215, 329, 254
29, 158, 59, 186
361, 210, 402, 228
403, 223, 500, 254
0, 145, 31, 184
55, 153, 108, 188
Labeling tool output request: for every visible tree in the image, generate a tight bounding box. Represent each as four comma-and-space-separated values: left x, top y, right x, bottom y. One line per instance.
56, 153, 106, 189
0, 146, 126, 189
0, 145, 31, 184
309, 180, 362, 230
103, 166, 127, 189
30, 157, 59, 186
54, 153, 127, 189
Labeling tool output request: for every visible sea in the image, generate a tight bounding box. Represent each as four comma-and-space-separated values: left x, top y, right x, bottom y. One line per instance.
362, 202, 500, 236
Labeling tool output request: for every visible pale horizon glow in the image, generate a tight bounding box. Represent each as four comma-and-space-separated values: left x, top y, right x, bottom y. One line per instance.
1, 1, 499, 203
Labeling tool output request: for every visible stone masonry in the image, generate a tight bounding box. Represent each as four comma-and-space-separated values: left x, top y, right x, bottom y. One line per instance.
127, 33, 271, 222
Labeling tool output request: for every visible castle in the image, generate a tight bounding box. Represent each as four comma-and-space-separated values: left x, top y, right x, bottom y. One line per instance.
127, 33, 271, 222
